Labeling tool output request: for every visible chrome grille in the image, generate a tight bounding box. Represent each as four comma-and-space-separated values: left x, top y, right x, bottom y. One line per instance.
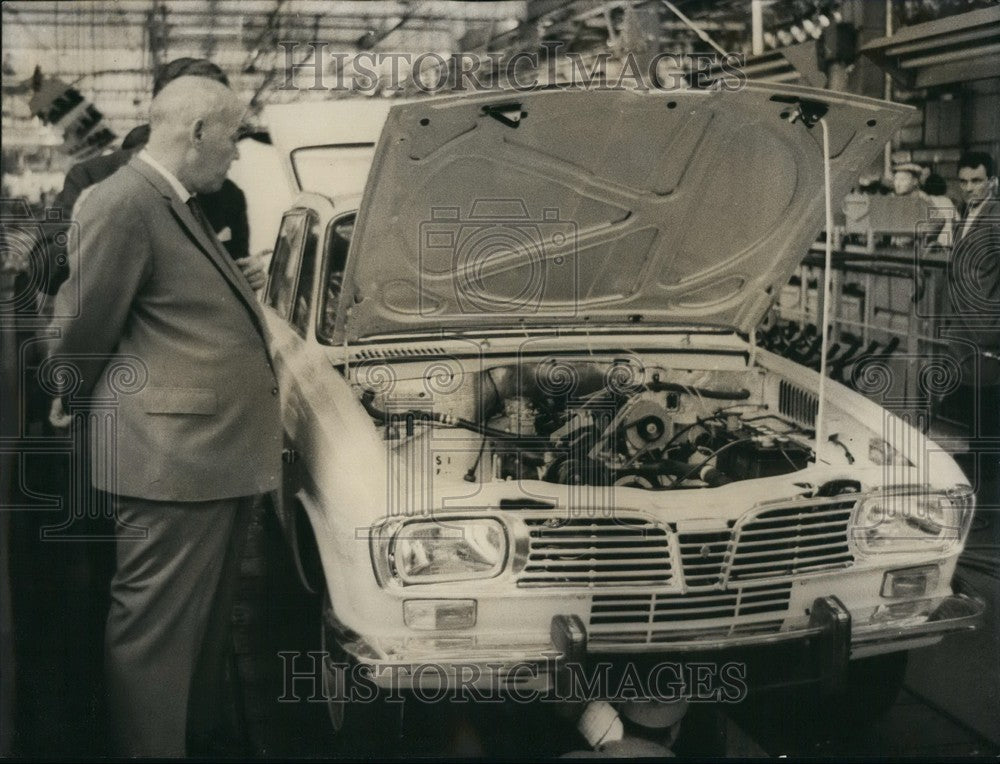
588, 583, 791, 645
729, 499, 856, 581
518, 516, 671, 588
514, 497, 856, 589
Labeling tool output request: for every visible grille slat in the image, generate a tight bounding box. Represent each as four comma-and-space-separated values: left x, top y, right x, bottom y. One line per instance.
519, 572, 672, 585
590, 609, 655, 620
679, 538, 730, 546
531, 541, 670, 552
520, 574, 670, 585
743, 507, 853, 522
525, 518, 664, 527
736, 526, 850, 544
682, 559, 729, 569
654, 603, 739, 616
528, 527, 667, 537
524, 561, 669, 571
738, 513, 853, 532
729, 534, 848, 555
730, 549, 852, 570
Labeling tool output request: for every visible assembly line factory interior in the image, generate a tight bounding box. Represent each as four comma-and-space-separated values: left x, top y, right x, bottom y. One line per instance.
1, 0, 999, 759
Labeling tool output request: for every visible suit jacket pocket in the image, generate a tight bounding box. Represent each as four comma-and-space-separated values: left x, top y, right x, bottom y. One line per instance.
144, 387, 217, 415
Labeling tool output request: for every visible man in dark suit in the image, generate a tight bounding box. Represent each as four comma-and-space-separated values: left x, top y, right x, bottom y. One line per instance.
941, 151, 1000, 510
48, 75, 281, 756
953, 152, 1000, 246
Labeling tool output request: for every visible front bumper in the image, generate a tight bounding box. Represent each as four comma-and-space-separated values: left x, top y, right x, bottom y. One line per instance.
328, 578, 983, 694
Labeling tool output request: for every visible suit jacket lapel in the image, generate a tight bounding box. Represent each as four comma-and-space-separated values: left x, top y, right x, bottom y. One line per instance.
957, 198, 1000, 244
128, 158, 268, 336
171, 196, 257, 296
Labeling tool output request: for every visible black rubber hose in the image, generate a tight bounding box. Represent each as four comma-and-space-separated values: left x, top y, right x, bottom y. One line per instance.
645, 380, 751, 400
360, 390, 523, 441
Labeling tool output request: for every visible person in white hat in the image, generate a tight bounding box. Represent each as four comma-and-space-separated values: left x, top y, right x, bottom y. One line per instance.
893, 161, 956, 246
562, 698, 689, 757
892, 161, 925, 197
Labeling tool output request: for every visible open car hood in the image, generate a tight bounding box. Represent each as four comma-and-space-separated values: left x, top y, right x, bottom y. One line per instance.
338, 84, 910, 343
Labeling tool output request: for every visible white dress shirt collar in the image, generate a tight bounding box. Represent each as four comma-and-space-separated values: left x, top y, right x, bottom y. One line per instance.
137, 150, 192, 203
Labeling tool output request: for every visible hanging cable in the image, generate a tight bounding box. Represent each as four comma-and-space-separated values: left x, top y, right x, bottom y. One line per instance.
660, 0, 729, 57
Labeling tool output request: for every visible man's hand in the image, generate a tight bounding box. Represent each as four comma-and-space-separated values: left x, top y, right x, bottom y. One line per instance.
235, 255, 267, 291
254, 248, 273, 271
49, 397, 72, 430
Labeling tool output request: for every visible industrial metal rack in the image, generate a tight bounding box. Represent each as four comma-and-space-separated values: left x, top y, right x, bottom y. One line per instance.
771, 196, 962, 438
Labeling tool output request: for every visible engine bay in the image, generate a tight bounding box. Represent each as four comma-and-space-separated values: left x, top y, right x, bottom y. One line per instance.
358, 358, 816, 489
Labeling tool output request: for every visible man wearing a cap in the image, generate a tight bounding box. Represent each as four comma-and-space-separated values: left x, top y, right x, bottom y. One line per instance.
892, 161, 926, 197
892, 161, 956, 246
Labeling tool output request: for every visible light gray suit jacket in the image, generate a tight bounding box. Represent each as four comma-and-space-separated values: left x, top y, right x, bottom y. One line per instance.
50, 157, 281, 501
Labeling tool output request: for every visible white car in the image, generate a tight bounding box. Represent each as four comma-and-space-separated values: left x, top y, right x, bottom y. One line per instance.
259, 84, 982, 733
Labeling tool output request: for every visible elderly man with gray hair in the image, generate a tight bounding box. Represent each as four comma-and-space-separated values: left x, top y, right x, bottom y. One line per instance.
48, 75, 281, 756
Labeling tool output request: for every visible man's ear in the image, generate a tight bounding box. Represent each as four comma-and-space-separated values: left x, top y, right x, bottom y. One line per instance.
192, 118, 204, 142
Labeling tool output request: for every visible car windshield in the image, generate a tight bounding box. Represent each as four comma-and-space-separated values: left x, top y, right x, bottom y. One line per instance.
290, 144, 375, 194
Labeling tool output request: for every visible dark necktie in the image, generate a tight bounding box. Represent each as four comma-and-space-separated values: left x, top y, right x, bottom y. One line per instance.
184, 195, 252, 297
186, 197, 217, 243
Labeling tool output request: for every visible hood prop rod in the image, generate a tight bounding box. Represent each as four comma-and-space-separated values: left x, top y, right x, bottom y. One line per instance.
773, 95, 834, 463
815, 116, 834, 464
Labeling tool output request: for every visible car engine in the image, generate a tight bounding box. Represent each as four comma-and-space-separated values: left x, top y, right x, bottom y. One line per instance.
358, 358, 815, 489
